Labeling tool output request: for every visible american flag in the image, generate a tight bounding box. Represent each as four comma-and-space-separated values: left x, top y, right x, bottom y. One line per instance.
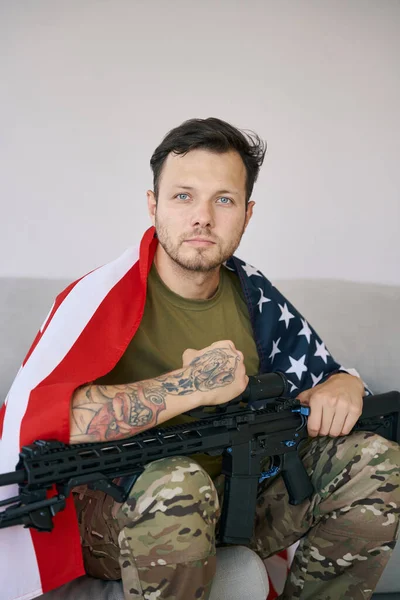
225, 251, 368, 599
0, 226, 366, 600
225, 253, 360, 397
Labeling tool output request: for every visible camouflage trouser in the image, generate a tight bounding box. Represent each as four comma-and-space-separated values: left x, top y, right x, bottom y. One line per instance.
72, 431, 400, 600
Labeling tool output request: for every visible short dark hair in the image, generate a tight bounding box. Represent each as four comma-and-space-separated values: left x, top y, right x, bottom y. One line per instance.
150, 117, 267, 204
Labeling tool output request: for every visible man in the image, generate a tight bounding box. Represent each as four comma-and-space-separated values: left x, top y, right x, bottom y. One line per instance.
1, 118, 399, 600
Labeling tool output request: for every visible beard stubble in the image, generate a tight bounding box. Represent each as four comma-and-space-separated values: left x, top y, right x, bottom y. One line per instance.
154, 215, 246, 273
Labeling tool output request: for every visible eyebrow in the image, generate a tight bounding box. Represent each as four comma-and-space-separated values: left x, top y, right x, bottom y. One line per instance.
173, 185, 241, 196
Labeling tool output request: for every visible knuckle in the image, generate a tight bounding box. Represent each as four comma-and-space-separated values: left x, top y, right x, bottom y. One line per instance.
337, 395, 349, 406
326, 395, 338, 408
209, 341, 220, 348
309, 392, 324, 405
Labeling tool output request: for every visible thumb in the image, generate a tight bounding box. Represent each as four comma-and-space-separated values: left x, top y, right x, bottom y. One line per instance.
182, 348, 197, 365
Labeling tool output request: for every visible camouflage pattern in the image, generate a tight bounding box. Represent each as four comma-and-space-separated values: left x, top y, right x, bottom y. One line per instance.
73, 456, 220, 599
252, 431, 400, 599
73, 484, 122, 581
73, 431, 400, 599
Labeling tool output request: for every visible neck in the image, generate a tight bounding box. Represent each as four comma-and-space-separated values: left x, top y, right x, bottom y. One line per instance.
153, 246, 221, 300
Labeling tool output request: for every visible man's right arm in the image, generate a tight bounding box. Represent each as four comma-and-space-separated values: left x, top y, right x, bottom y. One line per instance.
69, 340, 248, 444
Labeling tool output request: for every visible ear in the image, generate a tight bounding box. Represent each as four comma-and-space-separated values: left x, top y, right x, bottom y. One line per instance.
243, 200, 255, 232
147, 190, 157, 226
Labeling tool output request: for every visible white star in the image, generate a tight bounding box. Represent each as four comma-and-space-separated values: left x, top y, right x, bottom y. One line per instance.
287, 379, 298, 393
242, 263, 262, 278
257, 288, 271, 313
311, 372, 324, 387
297, 318, 312, 343
286, 354, 308, 382
314, 340, 330, 364
278, 303, 296, 329
269, 338, 281, 362
339, 366, 360, 378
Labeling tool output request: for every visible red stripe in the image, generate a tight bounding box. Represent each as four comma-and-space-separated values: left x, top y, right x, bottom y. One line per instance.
19, 227, 157, 593
266, 550, 290, 599
267, 584, 279, 600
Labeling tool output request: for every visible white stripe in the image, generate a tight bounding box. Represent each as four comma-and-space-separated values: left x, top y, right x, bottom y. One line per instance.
40, 300, 55, 333
0, 244, 140, 600
287, 541, 299, 567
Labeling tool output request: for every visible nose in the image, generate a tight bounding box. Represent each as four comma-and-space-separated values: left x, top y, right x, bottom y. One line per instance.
190, 202, 214, 229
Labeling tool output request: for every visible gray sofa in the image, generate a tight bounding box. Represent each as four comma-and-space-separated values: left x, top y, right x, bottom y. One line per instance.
1, 276, 399, 600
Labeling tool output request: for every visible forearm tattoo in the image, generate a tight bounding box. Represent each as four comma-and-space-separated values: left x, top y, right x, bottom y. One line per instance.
71, 347, 239, 442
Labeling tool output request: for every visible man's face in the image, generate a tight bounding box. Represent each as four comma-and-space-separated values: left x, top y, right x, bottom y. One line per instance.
147, 149, 254, 272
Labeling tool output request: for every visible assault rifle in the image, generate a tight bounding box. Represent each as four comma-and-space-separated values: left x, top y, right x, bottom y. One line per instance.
0, 372, 399, 544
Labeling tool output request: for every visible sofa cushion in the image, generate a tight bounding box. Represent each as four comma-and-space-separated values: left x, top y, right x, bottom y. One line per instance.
38, 546, 269, 600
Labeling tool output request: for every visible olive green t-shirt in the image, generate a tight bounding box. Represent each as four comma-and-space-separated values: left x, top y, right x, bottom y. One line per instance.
95, 263, 259, 478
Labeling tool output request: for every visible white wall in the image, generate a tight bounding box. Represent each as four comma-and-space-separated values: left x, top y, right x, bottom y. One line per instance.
1, 0, 399, 284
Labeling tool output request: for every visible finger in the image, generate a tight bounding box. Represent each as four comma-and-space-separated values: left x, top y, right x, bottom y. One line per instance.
307, 401, 323, 437
216, 340, 236, 351
340, 410, 360, 436
297, 388, 312, 406
218, 340, 241, 357
319, 403, 336, 436
327, 408, 347, 437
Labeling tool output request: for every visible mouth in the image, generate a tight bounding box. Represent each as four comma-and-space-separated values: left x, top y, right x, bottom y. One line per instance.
184, 238, 216, 246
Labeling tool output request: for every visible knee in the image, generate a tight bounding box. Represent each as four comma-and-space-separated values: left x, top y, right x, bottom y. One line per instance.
320, 432, 400, 540
367, 433, 400, 499
120, 456, 220, 525
344, 431, 400, 505
117, 457, 219, 565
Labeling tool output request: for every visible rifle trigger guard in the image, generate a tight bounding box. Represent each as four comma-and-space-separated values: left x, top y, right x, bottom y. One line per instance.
258, 456, 281, 483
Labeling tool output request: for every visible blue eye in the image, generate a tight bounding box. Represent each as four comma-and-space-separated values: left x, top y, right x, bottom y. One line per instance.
174, 194, 232, 204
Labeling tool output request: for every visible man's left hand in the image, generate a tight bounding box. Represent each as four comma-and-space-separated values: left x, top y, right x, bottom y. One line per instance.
296, 373, 365, 438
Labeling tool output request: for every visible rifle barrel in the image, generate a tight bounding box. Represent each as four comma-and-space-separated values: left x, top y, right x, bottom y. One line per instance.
0, 469, 25, 487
